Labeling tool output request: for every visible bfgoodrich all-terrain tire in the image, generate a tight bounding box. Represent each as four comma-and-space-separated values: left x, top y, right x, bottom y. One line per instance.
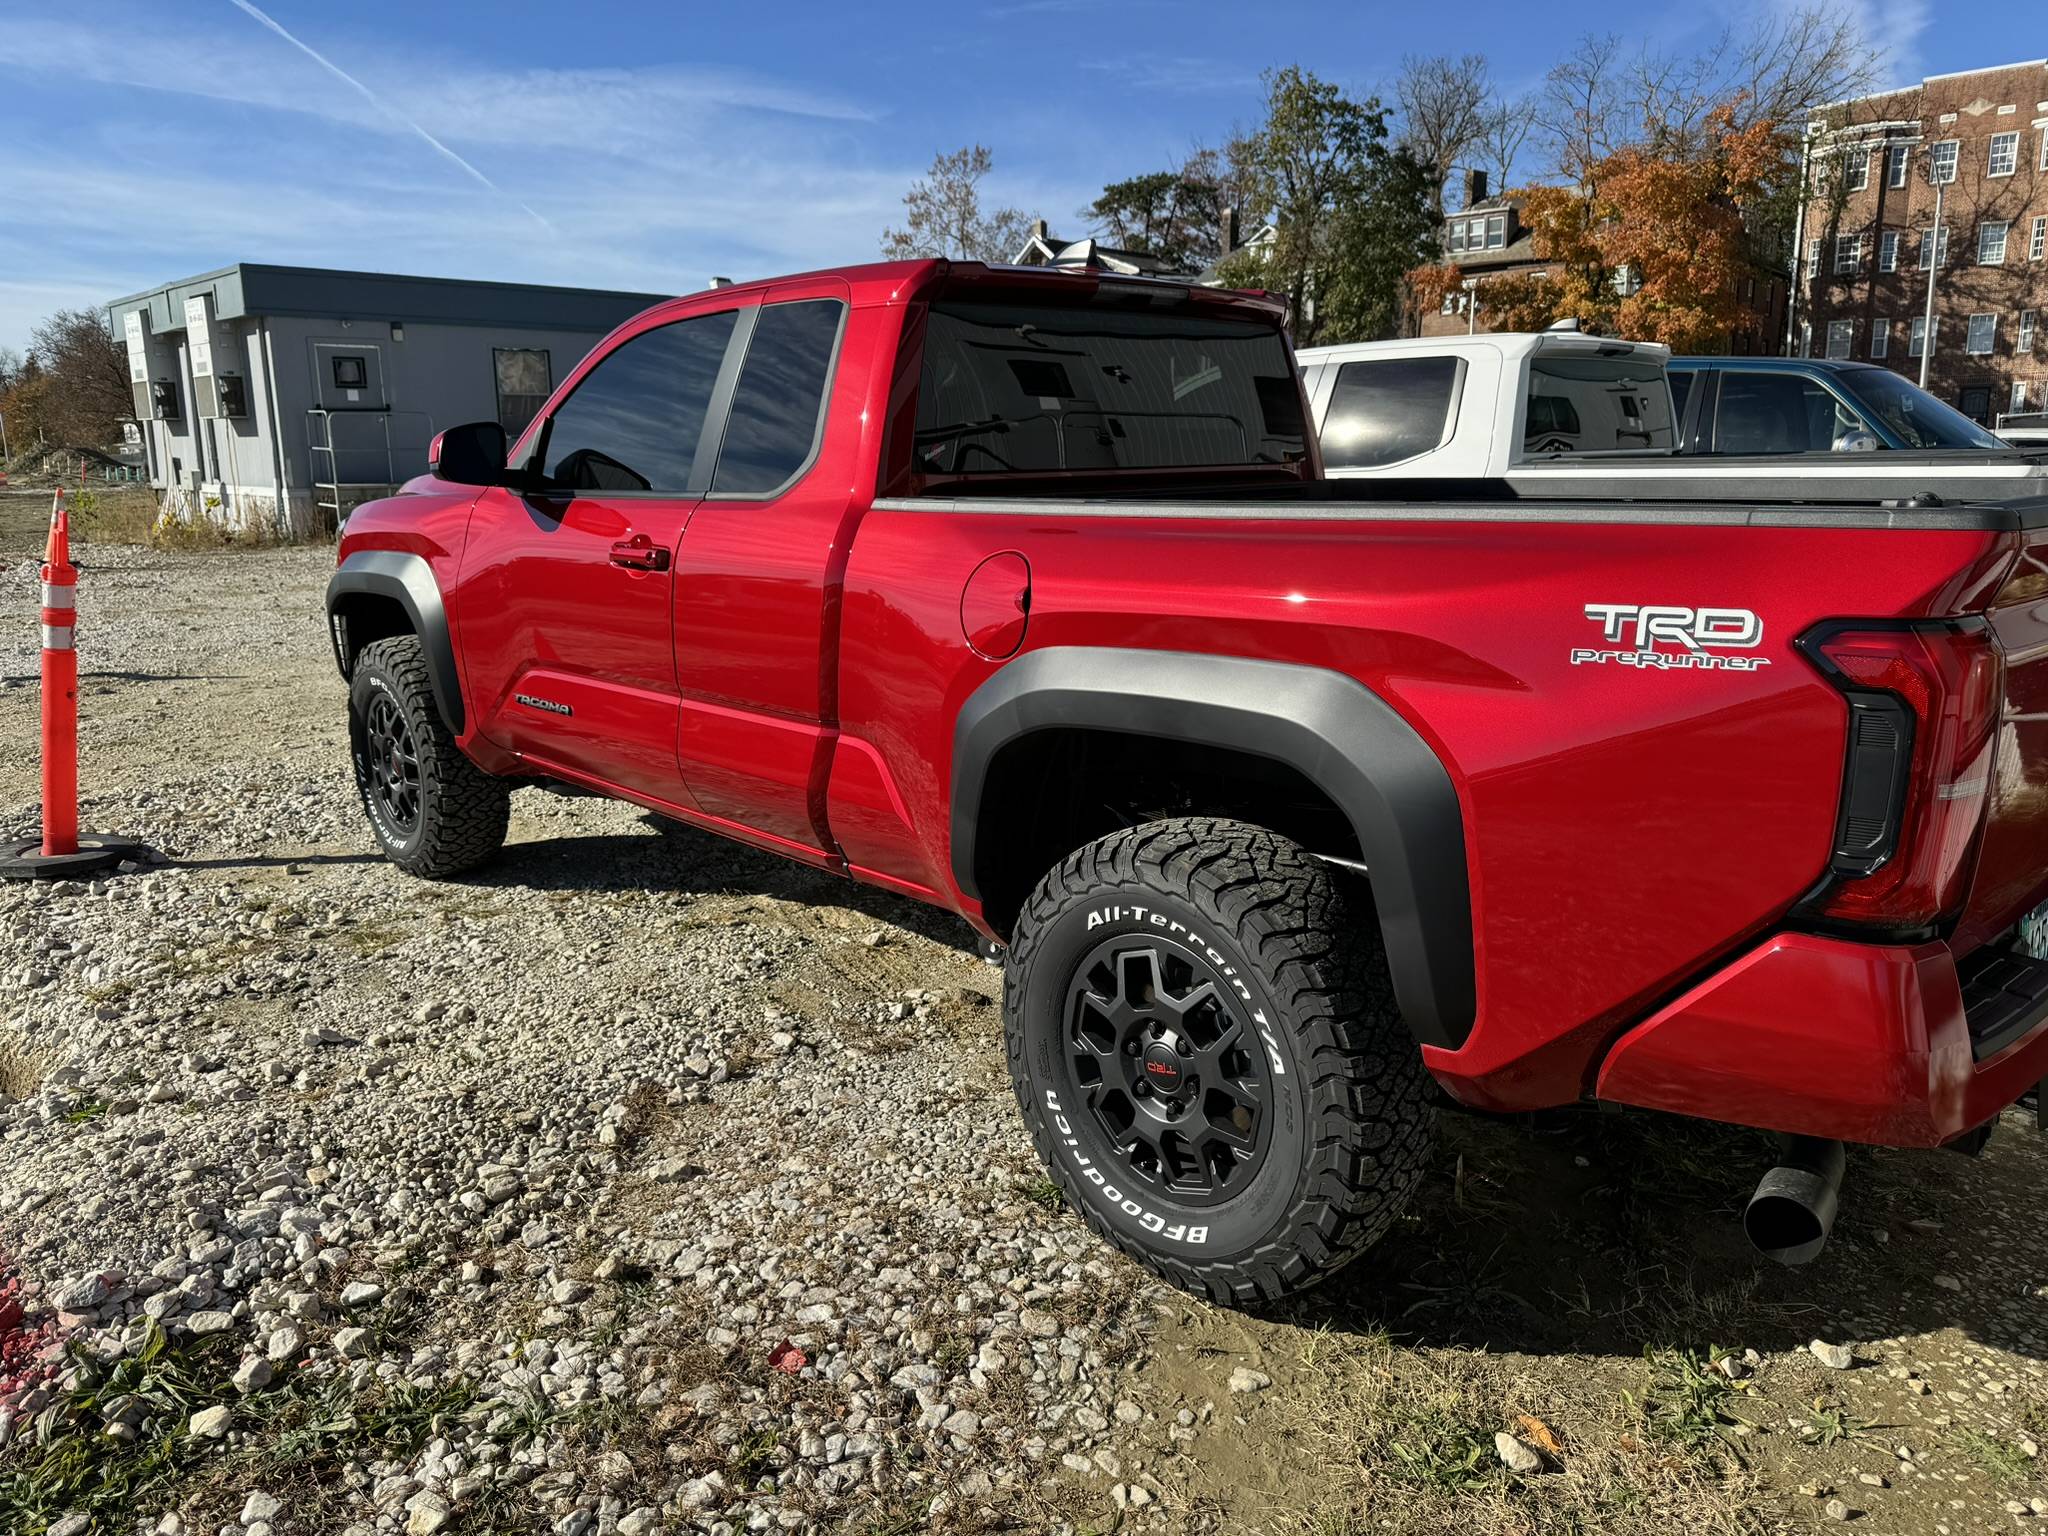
348, 636, 509, 879
1004, 817, 1433, 1305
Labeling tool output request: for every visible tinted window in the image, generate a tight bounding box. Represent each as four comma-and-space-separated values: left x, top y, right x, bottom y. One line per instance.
542, 310, 738, 493
1321, 357, 1461, 468
1838, 368, 2007, 448
915, 300, 1305, 475
1714, 371, 1868, 453
1523, 354, 1673, 454
1669, 370, 1693, 420
712, 300, 845, 495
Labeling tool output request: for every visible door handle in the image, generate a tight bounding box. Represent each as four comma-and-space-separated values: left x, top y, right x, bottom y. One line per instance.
610, 535, 670, 572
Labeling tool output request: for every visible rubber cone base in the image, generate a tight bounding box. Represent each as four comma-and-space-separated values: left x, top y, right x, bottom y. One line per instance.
0, 835, 153, 881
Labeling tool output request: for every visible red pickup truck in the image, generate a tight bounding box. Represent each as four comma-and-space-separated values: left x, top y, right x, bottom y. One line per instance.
329, 259, 2048, 1303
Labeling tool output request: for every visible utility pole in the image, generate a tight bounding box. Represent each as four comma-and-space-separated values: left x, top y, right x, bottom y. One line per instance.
1918, 172, 1947, 390
1463, 279, 1479, 335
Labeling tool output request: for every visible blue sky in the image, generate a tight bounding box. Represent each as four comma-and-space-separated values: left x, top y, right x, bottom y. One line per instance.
0, 0, 2001, 352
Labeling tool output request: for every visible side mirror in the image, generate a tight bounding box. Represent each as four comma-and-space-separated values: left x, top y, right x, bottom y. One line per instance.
429, 421, 509, 485
1834, 430, 1882, 454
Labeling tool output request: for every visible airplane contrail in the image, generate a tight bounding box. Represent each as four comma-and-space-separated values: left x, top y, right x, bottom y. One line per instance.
225, 0, 553, 233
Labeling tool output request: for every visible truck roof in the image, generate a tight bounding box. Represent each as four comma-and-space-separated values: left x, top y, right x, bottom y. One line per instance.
1297, 331, 1671, 364
633, 259, 1289, 321
1667, 356, 1887, 374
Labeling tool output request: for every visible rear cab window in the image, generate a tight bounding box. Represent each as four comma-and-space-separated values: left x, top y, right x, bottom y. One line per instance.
1321, 356, 1464, 469
1522, 350, 1674, 456
913, 298, 1307, 478
712, 299, 847, 496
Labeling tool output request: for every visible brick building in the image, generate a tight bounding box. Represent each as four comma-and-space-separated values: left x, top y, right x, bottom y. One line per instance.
1420, 172, 1787, 352
1796, 60, 2048, 425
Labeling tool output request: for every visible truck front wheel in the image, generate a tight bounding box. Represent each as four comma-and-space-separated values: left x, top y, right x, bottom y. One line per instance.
1003, 817, 1433, 1304
348, 636, 509, 879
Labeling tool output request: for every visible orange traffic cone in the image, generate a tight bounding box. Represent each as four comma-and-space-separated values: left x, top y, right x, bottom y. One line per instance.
2, 489, 151, 879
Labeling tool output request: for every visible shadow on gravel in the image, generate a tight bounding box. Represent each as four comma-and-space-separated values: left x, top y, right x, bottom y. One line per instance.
1262, 1105, 2048, 1368
467, 815, 981, 955
176, 852, 384, 872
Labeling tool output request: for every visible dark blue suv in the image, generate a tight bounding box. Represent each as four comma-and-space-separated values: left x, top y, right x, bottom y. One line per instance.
1667, 357, 2011, 454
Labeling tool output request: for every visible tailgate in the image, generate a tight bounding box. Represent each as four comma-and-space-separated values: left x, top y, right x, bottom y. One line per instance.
1957, 516, 2048, 953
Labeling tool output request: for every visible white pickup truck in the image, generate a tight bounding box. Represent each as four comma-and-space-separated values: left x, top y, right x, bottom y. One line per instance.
1298, 328, 2048, 503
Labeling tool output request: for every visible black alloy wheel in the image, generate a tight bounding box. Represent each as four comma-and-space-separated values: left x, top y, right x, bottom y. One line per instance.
1064, 935, 1270, 1205
358, 688, 422, 838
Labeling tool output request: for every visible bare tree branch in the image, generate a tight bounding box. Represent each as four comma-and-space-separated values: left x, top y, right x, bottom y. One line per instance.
1396, 53, 1494, 214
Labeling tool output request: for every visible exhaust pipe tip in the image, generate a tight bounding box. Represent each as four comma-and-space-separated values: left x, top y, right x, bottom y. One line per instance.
1743, 1136, 1845, 1267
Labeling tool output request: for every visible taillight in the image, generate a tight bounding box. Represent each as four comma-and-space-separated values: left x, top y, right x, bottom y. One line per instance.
1798, 619, 2004, 930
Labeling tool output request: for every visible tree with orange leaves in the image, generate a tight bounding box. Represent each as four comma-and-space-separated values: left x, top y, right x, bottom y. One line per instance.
1408, 102, 1789, 351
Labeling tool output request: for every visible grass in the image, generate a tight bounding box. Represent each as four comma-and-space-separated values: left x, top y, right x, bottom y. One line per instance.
1954, 1427, 2034, 1486
0, 1319, 485, 1534
1384, 1406, 1497, 1491
1628, 1347, 1757, 1449
0, 1032, 48, 1100
1798, 1399, 1870, 1450
65, 485, 298, 551
1022, 1176, 1065, 1212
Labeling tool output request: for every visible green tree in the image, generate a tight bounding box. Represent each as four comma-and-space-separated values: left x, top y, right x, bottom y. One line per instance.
1320, 146, 1442, 342
1225, 67, 1439, 345
1079, 167, 1223, 268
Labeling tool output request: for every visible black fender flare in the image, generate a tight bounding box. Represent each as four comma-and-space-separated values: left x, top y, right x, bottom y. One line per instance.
952, 646, 1475, 1050
325, 551, 465, 734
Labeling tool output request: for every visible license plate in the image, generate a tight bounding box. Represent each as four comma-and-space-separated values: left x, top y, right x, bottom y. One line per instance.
2021, 900, 2048, 962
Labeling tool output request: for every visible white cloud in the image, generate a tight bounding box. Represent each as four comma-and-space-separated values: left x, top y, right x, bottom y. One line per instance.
0, 6, 1101, 351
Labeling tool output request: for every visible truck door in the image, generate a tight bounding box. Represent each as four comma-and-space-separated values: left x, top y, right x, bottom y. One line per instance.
453, 304, 744, 806
670, 278, 856, 858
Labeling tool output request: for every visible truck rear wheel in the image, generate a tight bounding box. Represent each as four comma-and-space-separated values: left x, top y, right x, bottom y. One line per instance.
348, 636, 509, 878
1003, 817, 1433, 1304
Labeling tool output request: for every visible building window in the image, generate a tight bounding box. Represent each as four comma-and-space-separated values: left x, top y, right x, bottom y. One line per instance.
1826, 319, 1854, 359
1833, 233, 1863, 274
2033, 216, 2047, 261
1847, 145, 1871, 190
1879, 230, 1900, 272
1485, 213, 1505, 249
1799, 320, 1812, 358
2022, 310, 2037, 351
1918, 223, 1949, 269
492, 347, 553, 437
1872, 320, 1889, 359
1440, 290, 1458, 315
1805, 238, 1821, 278
1447, 220, 1466, 253
1967, 312, 1997, 355
1887, 145, 1909, 188
1909, 315, 1930, 358
1980, 220, 2010, 265
2016, 381, 2033, 415
2041, 129, 2048, 172
1931, 139, 1959, 183
1989, 131, 2020, 178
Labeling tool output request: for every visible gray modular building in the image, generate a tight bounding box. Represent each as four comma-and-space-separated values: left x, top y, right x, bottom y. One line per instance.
106, 264, 668, 535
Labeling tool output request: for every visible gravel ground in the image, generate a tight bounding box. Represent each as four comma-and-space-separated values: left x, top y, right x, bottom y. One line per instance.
8, 487, 2048, 1536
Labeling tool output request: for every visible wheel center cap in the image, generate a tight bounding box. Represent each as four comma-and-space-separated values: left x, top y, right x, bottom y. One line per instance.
1139, 1042, 1185, 1093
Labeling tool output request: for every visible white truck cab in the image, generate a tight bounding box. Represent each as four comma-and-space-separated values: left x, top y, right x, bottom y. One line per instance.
1297, 328, 1675, 479
1299, 328, 2048, 502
